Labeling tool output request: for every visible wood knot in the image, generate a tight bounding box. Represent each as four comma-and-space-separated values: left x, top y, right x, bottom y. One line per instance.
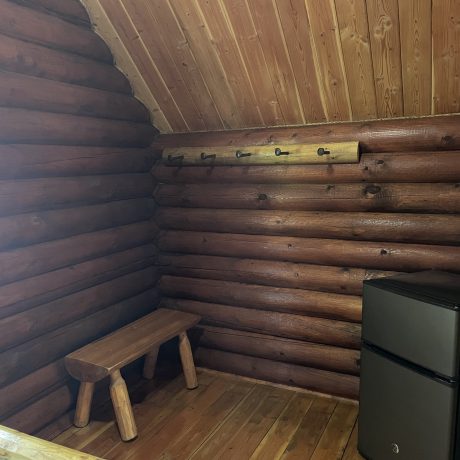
442, 135, 453, 145
258, 193, 268, 201
380, 249, 388, 255
376, 159, 385, 165
364, 185, 381, 195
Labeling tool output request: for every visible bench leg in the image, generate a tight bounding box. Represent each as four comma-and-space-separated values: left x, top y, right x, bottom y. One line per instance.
178, 332, 198, 390
110, 370, 137, 441
143, 347, 159, 380
74, 382, 94, 428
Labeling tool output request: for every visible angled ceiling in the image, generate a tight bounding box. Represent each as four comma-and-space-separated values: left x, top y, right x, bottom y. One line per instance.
82, 0, 460, 133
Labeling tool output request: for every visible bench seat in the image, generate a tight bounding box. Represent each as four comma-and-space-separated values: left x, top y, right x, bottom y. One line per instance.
66, 308, 200, 382
65, 308, 201, 441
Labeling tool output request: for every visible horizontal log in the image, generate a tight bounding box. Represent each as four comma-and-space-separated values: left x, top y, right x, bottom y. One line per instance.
0, 174, 153, 217
0, 244, 156, 319
0, 145, 156, 179
3, 383, 75, 434
162, 297, 362, 349
195, 347, 359, 399
162, 141, 359, 165
0, 70, 149, 122
0, 220, 156, 287
0, 33, 130, 93
0, 108, 156, 147
155, 182, 460, 213
0, 289, 158, 386
0, 198, 155, 250
156, 208, 460, 245
158, 254, 396, 295
154, 115, 460, 153
0, 266, 159, 349
12, 0, 90, 26
153, 151, 460, 184
160, 275, 362, 322
34, 411, 74, 439
0, 360, 67, 419
158, 231, 460, 272
194, 325, 360, 376
0, 0, 111, 61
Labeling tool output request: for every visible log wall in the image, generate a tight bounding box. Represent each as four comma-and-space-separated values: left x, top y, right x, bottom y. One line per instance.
0, 0, 158, 436
153, 116, 460, 400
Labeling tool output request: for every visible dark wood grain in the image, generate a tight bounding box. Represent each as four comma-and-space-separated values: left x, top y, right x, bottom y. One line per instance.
12, 0, 90, 26
156, 207, 460, 244
194, 325, 360, 375
163, 297, 361, 349
155, 182, 460, 213
160, 275, 362, 322
196, 348, 359, 399
0, 70, 149, 122
0, 221, 155, 287
153, 151, 460, 184
0, 0, 111, 61
154, 115, 460, 152
0, 244, 156, 320
0, 108, 156, 146
158, 231, 460, 272
159, 253, 395, 295
0, 145, 156, 179
0, 33, 131, 93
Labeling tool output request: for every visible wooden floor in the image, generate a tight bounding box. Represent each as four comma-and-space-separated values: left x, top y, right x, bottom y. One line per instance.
54, 369, 364, 460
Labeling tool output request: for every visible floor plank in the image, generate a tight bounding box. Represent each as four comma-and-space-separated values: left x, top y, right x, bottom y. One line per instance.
55, 369, 362, 459
342, 421, 365, 460
250, 393, 314, 460
217, 387, 293, 459
159, 380, 255, 460
310, 401, 359, 460
280, 397, 337, 460
125, 376, 236, 459
189, 384, 272, 459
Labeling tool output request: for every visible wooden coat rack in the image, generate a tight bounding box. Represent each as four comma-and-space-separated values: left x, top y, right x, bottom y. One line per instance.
162, 141, 359, 165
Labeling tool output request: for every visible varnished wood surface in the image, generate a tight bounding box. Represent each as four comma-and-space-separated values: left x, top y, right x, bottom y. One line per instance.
54, 369, 363, 460
154, 141, 460, 399
0, 424, 101, 459
88, 0, 459, 132
0, 0, 158, 436
65, 309, 200, 382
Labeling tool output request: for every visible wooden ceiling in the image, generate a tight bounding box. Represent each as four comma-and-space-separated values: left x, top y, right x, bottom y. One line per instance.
83, 0, 460, 133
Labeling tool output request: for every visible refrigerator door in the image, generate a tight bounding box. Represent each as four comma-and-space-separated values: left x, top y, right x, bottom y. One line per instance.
359, 345, 457, 460
362, 281, 460, 378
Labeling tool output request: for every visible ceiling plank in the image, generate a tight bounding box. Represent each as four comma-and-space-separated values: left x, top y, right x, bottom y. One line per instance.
366, 0, 404, 117
275, 0, 327, 124
81, 0, 172, 133
169, 0, 247, 129
99, 0, 188, 131
196, 0, 263, 127
305, 0, 352, 121
221, 0, 284, 126
335, 0, 378, 119
121, 0, 218, 131
247, 0, 306, 125
399, 0, 432, 116
432, 0, 460, 114
139, 1, 224, 130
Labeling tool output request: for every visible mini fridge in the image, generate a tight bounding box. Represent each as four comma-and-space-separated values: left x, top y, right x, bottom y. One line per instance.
358, 270, 460, 460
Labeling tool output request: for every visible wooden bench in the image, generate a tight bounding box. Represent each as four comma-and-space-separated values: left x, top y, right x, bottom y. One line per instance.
65, 308, 201, 441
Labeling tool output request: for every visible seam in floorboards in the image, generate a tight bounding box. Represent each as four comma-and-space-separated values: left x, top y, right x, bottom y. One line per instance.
187, 381, 259, 459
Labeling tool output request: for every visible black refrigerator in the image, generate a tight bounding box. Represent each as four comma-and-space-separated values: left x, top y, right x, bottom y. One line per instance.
358, 270, 460, 460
